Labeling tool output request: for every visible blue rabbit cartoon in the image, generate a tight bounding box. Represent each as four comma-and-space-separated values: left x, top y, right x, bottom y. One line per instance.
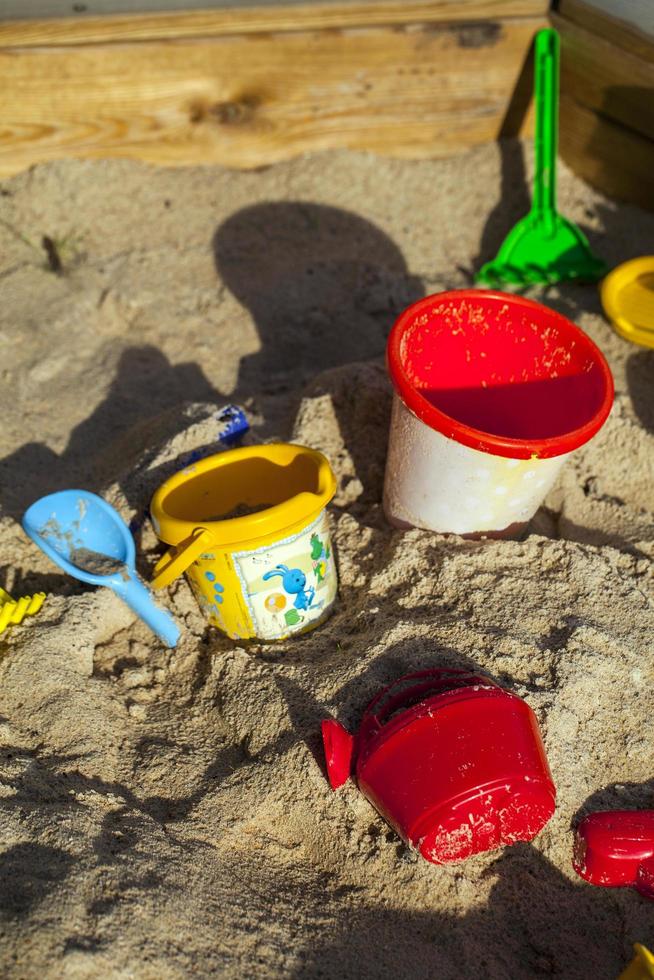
263, 564, 315, 611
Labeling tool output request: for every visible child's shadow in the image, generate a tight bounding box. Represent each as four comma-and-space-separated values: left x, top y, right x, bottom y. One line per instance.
0, 345, 221, 521
213, 202, 423, 396
213, 202, 423, 510
3, 206, 422, 536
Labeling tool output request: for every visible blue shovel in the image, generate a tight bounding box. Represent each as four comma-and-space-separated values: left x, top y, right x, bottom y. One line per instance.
23, 489, 180, 647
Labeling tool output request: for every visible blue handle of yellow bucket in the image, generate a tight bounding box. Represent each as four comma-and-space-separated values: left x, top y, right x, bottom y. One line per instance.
151, 527, 214, 590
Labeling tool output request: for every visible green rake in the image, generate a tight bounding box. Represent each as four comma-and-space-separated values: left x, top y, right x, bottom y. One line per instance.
477, 28, 607, 287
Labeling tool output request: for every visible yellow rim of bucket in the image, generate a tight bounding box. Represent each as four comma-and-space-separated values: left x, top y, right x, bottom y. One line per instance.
150, 442, 336, 552
601, 256, 654, 349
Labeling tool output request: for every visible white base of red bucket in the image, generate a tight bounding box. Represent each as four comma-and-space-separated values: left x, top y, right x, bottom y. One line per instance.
383, 396, 570, 536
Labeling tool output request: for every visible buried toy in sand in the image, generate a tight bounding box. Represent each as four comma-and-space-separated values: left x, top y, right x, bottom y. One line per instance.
150, 443, 338, 642
322, 668, 556, 865
0, 585, 46, 634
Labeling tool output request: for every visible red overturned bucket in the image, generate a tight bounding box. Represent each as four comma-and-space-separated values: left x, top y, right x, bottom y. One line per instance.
322, 668, 556, 864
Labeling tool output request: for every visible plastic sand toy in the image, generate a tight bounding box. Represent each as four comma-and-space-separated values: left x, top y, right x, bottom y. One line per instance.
175, 404, 250, 469
150, 444, 337, 642
573, 810, 654, 900
0, 586, 45, 635
601, 256, 654, 348
128, 403, 250, 538
383, 290, 614, 536
322, 668, 556, 864
476, 28, 606, 286
23, 490, 179, 648
620, 945, 654, 980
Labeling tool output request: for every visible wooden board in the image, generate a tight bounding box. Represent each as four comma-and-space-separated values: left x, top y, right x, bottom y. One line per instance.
552, 12, 654, 142
0, 7, 544, 178
559, 92, 654, 211
554, 5, 654, 210
0, 1, 548, 45
557, 0, 654, 61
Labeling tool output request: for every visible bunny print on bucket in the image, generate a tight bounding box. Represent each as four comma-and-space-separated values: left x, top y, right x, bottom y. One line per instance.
231, 512, 337, 640
262, 564, 316, 611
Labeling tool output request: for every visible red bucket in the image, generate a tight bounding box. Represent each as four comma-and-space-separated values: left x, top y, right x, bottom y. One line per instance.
322, 668, 556, 864
383, 290, 614, 536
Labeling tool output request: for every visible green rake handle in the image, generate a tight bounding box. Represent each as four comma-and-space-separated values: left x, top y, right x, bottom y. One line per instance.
533, 28, 559, 220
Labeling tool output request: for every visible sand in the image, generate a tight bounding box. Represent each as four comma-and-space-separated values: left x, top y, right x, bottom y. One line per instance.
0, 142, 653, 979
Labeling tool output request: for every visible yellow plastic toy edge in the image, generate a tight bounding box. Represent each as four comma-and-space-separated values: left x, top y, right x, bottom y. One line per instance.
619, 944, 654, 980
151, 443, 337, 553
601, 256, 654, 350
0, 590, 46, 634
151, 528, 215, 590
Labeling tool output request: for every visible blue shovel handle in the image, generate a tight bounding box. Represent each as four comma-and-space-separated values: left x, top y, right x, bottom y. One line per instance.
114, 573, 180, 648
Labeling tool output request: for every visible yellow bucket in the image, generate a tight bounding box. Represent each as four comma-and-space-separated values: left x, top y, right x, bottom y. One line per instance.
149, 443, 338, 641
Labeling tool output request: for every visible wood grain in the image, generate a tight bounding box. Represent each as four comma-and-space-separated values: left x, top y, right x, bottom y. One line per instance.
0, 16, 542, 178
559, 93, 654, 211
554, 6, 654, 211
552, 11, 654, 142
557, 0, 654, 63
0, 0, 549, 46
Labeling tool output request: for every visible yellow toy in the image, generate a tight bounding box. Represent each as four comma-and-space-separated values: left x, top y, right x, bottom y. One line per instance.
620, 945, 654, 980
601, 256, 654, 348
150, 443, 337, 642
0, 586, 46, 634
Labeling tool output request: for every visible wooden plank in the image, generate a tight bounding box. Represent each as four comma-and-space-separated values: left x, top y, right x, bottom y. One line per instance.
575, 0, 654, 39
0, 0, 548, 46
552, 11, 654, 142
559, 92, 654, 210
557, 0, 654, 63
554, 7, 654, 212
0, 17, 542, 178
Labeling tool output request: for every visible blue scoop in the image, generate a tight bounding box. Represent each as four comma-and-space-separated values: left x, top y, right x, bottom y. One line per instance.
23, 490, 180, 648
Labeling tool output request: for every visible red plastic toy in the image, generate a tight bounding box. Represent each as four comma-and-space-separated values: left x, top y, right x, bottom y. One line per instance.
322, 668, 556, 865
386, 290, 614, 460
573, 811, 654, 900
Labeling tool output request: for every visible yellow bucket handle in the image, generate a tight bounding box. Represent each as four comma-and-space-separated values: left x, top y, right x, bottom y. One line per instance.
151, 527, 214, 590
